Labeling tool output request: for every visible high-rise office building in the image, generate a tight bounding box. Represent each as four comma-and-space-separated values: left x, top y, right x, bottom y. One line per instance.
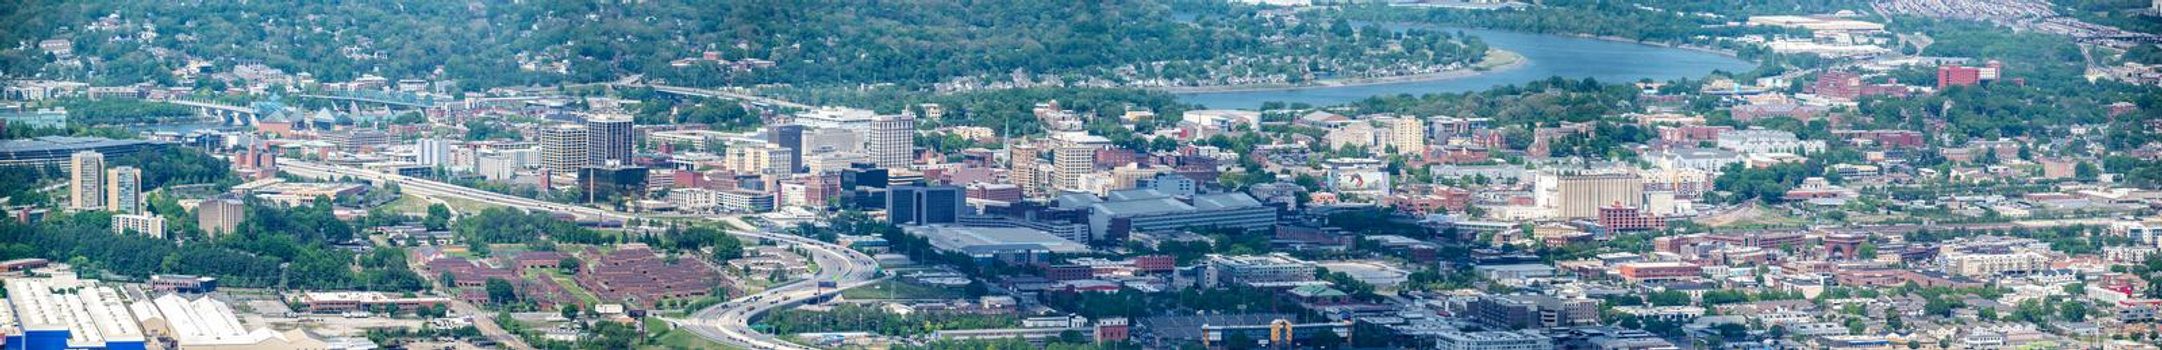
887, 185, 964, 226
68, 150, 106, 211
768, 124, 805, 173
869, 114, 916, 170
105, 166, 143, 214
583, 113, 635, 167
1053, 133, 1109, 193
540, 123, 590, 174
1008, 143, 1045, 197
415, 138, 452, 167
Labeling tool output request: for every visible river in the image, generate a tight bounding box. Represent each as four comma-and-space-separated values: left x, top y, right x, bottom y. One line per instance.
1174, 27, 1757, 109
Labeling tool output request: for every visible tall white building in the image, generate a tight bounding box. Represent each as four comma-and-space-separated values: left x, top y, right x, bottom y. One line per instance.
583, 113, 635, 167
869, 114, 917, 169
414, 138, 452, 167
105, 166, 142, 214
539, 124, 590, 175
68, 150, 106, 211
1053, 132, 1110, 193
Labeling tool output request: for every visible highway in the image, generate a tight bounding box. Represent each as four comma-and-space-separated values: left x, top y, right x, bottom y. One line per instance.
637, 84, 814, 110
279, 160, 879, 349
677, 218, 883, 350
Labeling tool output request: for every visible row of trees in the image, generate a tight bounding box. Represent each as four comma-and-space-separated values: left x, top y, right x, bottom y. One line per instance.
1339, 0, 1819, 53
760, 304, 1017, 336
0, 199, 425, 291
56, 99, 200, 126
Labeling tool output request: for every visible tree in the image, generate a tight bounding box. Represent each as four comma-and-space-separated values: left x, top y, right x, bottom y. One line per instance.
423, 204, 452, 231
559, 257, 582, 274
1223, 332, 1258, 350
1058, 330, 1087, 344
560, 303, 581, 320
1307, 329, 1345, 349
1713, 323, 1748, 341
484, 278, 516, 304
1647, 291, 1692, 306
2059, 301, 2089, 322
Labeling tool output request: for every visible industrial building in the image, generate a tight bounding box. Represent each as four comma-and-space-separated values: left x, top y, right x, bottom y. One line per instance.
903, 225, 1090, 263
129, 294, 326, 349
1077, 190, 1277, 241
0, 273, 149, 350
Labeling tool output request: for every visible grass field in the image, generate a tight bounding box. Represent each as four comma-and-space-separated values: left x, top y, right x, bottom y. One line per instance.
643, 318, 742, 350
840, 280, 965, 300
383, 194, 434, 214
531, 269, 601, 306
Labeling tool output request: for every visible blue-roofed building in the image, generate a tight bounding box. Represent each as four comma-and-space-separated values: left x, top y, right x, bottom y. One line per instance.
1, 272, 148, 350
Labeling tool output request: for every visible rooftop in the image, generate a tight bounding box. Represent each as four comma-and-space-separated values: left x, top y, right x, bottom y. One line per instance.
1207, 253, 1311, 267
905, 225, 1090, 255
3, 274, 146, 347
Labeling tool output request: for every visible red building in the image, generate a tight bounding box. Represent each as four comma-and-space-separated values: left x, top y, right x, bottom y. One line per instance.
1045, 265, 1094, 281
1597, 204, 1666, 231
1093, 148, 1137, 168
1823, 233, 1868, 260
1705, 231, 1808, 250
1937, 64, 1981, 89
965, 183, 1024, 202
1615, 262, 1701, 282
1133, 255, 1176, 274
1419, 145, 1492, 165
1812, 70, 1865, 99
1385, 192, 1469, 215
1659, 126, 1734, 143
1095, 318, 1132, 342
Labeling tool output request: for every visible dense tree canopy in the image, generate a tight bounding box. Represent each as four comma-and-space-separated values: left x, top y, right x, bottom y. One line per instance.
8, 0, 1486, 91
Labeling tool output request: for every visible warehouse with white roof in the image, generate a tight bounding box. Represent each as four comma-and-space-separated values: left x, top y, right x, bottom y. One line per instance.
0, 273, 147, 350
130, 294, 326, 350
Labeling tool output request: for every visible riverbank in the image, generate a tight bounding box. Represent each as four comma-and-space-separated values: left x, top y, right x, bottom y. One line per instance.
1570, 33, 1744, 59
1151, 48, 1527, 94
1171, 27, 1755, 108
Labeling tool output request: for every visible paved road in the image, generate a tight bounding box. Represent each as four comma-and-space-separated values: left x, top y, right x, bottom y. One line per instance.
280, 161, 879, 349
637, 84, 814, 110
675, 220, 882, 350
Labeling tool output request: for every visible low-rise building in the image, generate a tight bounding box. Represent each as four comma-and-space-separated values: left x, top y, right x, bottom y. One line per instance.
1200, 254, 1318, 289
111, 213, 166, 238
1436, 330, 1554, 350
288, 291, 450, 313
